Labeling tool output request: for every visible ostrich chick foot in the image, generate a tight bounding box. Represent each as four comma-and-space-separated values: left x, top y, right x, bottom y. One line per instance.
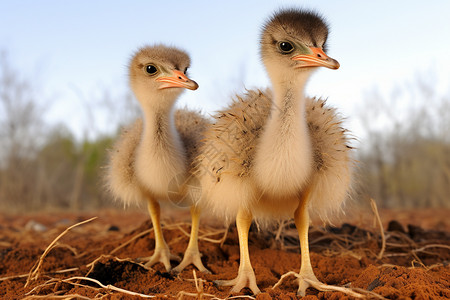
172, 249, 210, 274
274, 270, 363, 298
139, 246, 180, 272
215, 267, 260, 295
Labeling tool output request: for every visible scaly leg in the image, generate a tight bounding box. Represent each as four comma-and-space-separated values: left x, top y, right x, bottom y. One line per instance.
172, 205, 210, 273
292, 189, 359, 296
141, 197, 179, 271
272, 189, 364, 297
215, 209, 260, 295
294, 189, 321, 296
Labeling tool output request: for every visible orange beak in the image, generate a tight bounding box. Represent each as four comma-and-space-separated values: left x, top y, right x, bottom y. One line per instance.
291, 47, 340, 70
156, 70, 199, 90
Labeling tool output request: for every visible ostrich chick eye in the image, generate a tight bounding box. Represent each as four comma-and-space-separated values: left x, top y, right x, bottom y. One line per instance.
146, 65, 158, 75
279, 41, 294, 53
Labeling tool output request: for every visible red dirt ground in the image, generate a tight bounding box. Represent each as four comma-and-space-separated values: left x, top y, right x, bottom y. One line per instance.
0, 206, 449, 299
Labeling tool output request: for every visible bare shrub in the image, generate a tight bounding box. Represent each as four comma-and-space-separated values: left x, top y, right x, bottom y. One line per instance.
0, 51, 136, 212
0, 51, 48, 211
357, 72, 450, 208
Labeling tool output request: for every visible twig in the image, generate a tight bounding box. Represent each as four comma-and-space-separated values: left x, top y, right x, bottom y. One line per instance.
25, 278, 67, 296
272, 271, 369, 298
25, 217, 97, 287
413, 244, 450, 252
275, 220, 286, 242
272, 271, 297, 290
177, 270, 216, 299
370, 199, 386, 259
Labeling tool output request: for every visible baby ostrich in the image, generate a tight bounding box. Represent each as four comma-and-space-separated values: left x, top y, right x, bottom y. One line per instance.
195, 9, 352, 295
107, 45, 209, 273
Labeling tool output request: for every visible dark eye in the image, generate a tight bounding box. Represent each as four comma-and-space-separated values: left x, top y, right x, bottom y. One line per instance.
145, 65, 158, 75
278, 41, 294, 53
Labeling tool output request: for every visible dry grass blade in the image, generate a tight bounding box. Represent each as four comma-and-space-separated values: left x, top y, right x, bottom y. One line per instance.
109, 228, 153, 255
1, 267, 80, 283
110, 221, 193, 255
275, 220, 286, 242
62, 276, 155, 298
1, 273, 30, 282
175, 224, 228, 245
177, 224, 191, 239
177, 270, 256, 300
177, 270, 216, 299
0, 241, 12, 247
23, 294, 92, 300
370, 199, 386, 259
25, 217, 97, 287
86, 255, 149, 276
212, 297, 256, 300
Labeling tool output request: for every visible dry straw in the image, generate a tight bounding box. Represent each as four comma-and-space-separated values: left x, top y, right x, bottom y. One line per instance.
13, 205, 447, 298
25, 217, 98, 287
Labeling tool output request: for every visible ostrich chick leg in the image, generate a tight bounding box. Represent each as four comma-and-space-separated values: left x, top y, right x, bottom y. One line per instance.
142, 198, 180, 271
294, 189, 322, 296
281, 190, 364, 297
215, 209, 260, 295
172, 205, 210, 273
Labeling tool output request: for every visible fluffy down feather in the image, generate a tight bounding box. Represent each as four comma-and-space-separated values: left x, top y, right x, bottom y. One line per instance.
106, 109, 210, 206
194, 89, 352, 222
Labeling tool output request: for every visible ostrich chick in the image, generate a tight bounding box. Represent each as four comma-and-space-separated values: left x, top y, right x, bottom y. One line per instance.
107, 45, 209, 273
195, 9, 352, 295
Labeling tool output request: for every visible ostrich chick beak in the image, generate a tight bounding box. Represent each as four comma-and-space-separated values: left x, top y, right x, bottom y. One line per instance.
156, 70, 199, 90
292, 47, 340, 70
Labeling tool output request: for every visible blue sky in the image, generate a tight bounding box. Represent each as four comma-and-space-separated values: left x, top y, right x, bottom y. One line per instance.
1, 0, 449, 141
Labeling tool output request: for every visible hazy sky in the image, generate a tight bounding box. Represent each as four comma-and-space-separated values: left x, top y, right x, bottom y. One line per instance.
1, 0, 449, 140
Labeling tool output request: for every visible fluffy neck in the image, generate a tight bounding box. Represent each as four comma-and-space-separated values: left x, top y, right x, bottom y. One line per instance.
253, 68, 314, 196
134, 89, 187, 198
138, 91, 182, 150
270, 71, 310, 135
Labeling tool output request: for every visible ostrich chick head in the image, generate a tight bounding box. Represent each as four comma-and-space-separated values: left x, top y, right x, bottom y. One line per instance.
129, 45, 198, 110
260, 9, 340, 84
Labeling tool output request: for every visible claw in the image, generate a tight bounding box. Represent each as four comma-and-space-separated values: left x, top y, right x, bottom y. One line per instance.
172, 249, 210, 274
139, 247, 180, 272
214, 209, 261, 295
215, 268, 260, 295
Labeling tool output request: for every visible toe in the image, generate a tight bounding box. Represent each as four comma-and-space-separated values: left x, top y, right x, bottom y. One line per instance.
214, 278, 237, 287
172, 251, 210, 274
170, 253, 182, 262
